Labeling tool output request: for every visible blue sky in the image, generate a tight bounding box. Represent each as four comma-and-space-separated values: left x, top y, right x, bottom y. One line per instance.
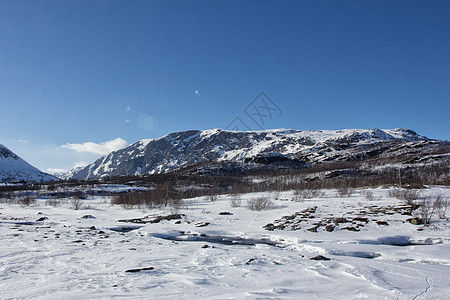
1, 0, 449, 172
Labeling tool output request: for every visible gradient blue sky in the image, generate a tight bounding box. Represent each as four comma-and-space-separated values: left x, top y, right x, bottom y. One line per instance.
1, 0, 449, 172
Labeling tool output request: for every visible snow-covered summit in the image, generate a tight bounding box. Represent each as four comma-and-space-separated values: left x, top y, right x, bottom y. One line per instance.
67, 128, 434, 180
0, 144, 57, 183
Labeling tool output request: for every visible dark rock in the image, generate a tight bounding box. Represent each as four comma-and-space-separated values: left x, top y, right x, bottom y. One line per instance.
332, 217, 351, 224
245, 258, 256, 265
195, 222, 210, 227
118, 214, 184, 224
325, 224, 335, 232
36, 217, 48, 222
406, 218, 423, 225
219, 212, 233, 215
376, 221, 389, 226
125, 267, 154, 273
201, 244, 210, 248
310, 255, 331, 261
353, 217, 368, 223
81, 215, 96, 219
342, 227, 360, 232
307, 225, 320, 233
263, 223, 276, 231
90, 226, 96, 230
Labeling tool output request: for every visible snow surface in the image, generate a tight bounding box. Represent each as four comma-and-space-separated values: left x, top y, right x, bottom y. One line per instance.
1, 187, 450, 299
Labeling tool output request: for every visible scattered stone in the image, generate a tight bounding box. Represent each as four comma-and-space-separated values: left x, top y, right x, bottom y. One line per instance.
195, 222, 210, 227
201, 245, 210, 248
353, 217, 369, 223
73, 240, 83, 243
263, 223, 276, 231
310, 255, 331, 261
245, 258, 256, 265
342, 226, 360, 232
90, 226, 96, 230
376, 221, 389, 226
36, 217, 48, 222
125, 267, 154, 273
219, 212, 233, 215
118, 214, 185, 224
307, 225, 320, 232
325, 224, 335, 232
81, 215, 96, 219
407, 218, 423, 225
175, 220, 182, 224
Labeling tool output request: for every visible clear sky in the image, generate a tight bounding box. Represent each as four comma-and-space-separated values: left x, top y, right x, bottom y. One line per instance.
1, 0, 449, 173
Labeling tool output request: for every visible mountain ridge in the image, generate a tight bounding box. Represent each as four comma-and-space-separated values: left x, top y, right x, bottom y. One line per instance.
67, 128, 442, 180
0, 144, 57, 183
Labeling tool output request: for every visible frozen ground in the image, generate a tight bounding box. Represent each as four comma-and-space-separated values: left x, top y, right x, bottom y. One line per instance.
1, 187, 450, 299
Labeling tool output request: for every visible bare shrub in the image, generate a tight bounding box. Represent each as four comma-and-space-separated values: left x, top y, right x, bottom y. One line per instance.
229, 195, 242, 208
387, 188, 402, 199
46, 198, 61, 207
71, 198, 84, 210
402, 189, 421, 205
18, 196, 36, 207
293, 189, 324, 202
247, 196, 274, 211
418, 197, 436, 225
433, 192, 449, 219
337, 186, 353, 198
209, 194, 218, 202
364, 190, 375, 201
388, 188, 421, 205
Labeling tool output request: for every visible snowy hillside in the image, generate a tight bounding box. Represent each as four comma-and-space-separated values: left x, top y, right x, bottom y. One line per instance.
68, 128, 433, 180
0, 144, 56, 183
1, 186, 449, 298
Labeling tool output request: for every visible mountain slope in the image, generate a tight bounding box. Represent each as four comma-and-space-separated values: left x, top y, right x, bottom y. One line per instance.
68, 128, 442, 180
0, 145, 57, 183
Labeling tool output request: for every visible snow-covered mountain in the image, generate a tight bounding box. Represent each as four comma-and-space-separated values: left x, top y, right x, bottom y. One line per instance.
0, 145, 57, 183
68, 128, 441, 180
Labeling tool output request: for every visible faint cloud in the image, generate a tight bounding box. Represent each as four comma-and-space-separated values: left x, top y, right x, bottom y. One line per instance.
61, 138, 129, 155
47, 168, 67, 174
195, 90, 200, 96
125, 119, 130, 123
17, 139, 28, 143
73, 161, 88, 169
126, 106, 131, 112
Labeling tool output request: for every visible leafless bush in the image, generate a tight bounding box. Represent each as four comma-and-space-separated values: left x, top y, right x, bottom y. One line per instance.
293, 189, 324, 202
402, 189, 421, 204
209, 194, 218, 202
433, 192, 449, 219
71, 198, 84, 210
46, 198, 61, 207
18, 196, 36, 207
388, 188, 421, 205
387, 188, 402, 199
418, 197, 436, 225
364, 190, 375, 201
229, 195, 242, 208
247, 196, 274, 211
337, 186, 353, 198
111, 189, 183, 210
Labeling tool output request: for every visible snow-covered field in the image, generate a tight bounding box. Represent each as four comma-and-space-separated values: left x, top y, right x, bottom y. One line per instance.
1, 187, 450, 299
